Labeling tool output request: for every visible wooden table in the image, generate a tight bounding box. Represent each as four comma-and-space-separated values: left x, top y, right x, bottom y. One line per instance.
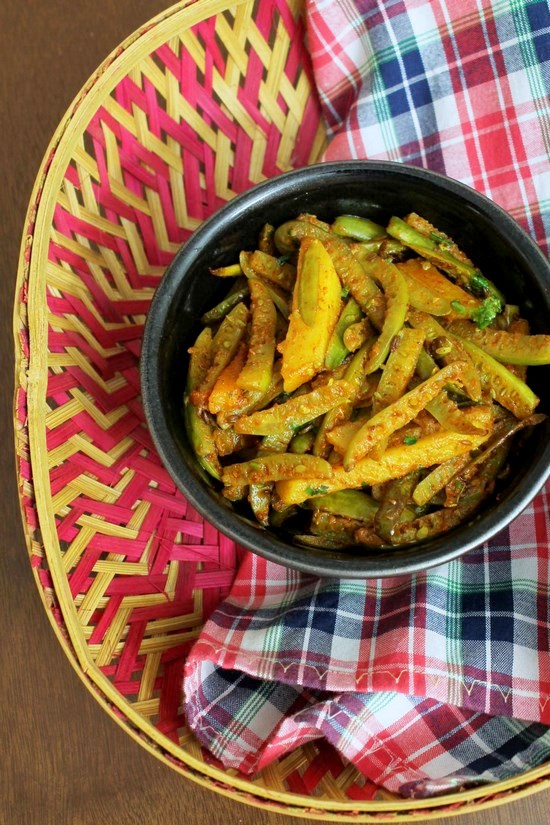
1, 2, 548, 823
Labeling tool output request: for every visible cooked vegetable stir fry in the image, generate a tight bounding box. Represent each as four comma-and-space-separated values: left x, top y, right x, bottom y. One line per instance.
183, 211, 547, 549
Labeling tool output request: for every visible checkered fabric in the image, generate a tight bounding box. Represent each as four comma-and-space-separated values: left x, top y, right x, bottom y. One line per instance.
306, 0, 550, 250
184, 0, 550, 797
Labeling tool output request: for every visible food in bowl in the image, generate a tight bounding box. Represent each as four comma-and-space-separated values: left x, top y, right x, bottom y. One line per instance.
141, 161, 550, 577
183, 208, 548, 549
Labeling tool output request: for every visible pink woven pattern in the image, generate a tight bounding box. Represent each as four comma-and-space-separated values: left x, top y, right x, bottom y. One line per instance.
38, 0, 325, 748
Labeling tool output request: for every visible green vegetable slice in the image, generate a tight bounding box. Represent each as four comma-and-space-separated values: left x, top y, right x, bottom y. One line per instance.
446, 319, 550, 366
222, 453, 332, 486
360, 257, 409, 375
325, 298, 364, 369
387, 215, 504, 315
235, 379, 353, 436
331, 214, 386, 241
344, 361, 467, 469
185, 328, 222, 480
236, 279, 277, 393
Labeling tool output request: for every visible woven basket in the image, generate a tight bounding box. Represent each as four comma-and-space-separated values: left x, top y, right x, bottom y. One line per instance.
13, 0, 550, 819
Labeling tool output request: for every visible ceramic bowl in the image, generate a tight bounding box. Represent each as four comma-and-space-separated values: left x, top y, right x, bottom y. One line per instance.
141, 161, 550, 577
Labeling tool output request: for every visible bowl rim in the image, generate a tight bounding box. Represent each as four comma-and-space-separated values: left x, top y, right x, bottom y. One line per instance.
141, 159, 550, 578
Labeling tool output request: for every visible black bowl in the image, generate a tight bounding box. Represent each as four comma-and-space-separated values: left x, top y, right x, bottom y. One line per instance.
140, 161, 550, 578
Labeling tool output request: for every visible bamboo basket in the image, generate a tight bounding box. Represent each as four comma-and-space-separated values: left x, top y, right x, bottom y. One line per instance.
12, 0, 550, 819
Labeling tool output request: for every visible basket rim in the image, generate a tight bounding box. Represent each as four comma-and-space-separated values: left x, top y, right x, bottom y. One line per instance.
12, 0, 550, 816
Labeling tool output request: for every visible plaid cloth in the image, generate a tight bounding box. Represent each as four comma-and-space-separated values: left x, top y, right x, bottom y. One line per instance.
184, 0, 550, 797
307, 0, 550, 250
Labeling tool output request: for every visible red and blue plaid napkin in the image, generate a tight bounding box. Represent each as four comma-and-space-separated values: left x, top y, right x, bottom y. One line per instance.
184, 0, 550, 797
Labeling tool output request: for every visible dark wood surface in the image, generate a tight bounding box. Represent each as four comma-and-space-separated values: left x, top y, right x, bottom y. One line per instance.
2, 2, 549, 823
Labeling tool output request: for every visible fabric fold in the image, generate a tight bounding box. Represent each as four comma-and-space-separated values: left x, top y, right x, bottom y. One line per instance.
184, 534, 550, 795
